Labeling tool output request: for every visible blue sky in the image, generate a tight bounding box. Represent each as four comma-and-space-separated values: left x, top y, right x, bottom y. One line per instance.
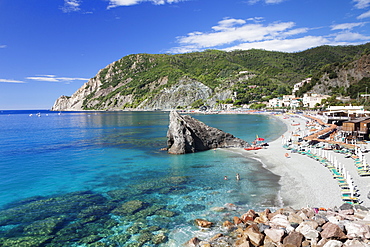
1, 0, 370, 110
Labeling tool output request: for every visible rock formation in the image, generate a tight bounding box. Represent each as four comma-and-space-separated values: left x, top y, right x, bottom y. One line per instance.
186, 203, 370, 246
166, 111, 249, 154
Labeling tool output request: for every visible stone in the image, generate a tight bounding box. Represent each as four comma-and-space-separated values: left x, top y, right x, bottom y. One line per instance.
321, 222, 347, 240
166, 111, 249, 154
344, 222, 370, 239
234, 216, 243, 225
339, 203, 353, 211
223, 220, 234, 229
234, 238, 250, 247
296, 221, 319, 239
244, 224, 264, 246
282, 231, 304, 247
288, 213, 304, 224
339, 209, 354, 215
254, 209, 270, 224
185, 237, 201, 246
199, 241, 211, 247
195, 219, 213, 228
344, 239, 369, 246
269, 214, 290, 228
210, 233, 223, 241
210, 207, 226, 212
323, 240, 344, 247
313, 215, 328, 226
241, 209, 257, 223
264, 228, 285, 243
257, 223, 270, 233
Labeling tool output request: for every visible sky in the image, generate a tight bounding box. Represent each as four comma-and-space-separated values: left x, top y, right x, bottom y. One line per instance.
1, 0, 370, 110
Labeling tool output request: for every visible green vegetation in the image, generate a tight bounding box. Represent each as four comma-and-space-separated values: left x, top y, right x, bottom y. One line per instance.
81, 43, 370, 110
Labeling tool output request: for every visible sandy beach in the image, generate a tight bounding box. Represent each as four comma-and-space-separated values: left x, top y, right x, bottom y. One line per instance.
231, 112, 370, 209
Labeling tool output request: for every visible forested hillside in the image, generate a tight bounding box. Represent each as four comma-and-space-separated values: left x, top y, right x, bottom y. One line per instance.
52, 43, 370, 111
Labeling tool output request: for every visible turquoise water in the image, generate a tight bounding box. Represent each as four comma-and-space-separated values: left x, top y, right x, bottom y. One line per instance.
0, 111, 286, 246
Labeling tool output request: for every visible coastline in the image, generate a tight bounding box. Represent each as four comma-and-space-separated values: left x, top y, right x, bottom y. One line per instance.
231, 113, 344, 209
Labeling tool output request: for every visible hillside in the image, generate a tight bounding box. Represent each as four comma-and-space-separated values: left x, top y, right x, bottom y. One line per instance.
51, 43, 370, 111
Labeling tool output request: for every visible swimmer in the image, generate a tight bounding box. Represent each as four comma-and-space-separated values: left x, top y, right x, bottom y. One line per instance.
236, 173, 240, 181
224, 176, 228, 180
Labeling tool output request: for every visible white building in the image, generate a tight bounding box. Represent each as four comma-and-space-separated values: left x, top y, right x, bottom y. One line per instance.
302, 93, 330, 108
293, 78, 311, 95
268, 95, 296, 108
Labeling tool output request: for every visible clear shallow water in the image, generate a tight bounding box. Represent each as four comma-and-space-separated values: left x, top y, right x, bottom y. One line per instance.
0, 110, 286, 246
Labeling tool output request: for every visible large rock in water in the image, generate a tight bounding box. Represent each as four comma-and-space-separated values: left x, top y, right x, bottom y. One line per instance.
166, 111, 249, 154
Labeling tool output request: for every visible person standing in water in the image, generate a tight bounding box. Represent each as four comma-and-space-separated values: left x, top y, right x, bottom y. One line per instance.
236, 173, 240, 181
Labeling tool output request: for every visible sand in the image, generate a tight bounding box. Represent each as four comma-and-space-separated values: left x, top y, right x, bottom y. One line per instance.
231, 112, 370, 209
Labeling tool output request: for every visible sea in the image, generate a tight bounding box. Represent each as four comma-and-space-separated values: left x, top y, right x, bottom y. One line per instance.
0, 110, 286, 246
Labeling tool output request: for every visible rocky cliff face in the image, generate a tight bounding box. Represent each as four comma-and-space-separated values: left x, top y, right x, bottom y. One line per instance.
166, 111, 249, 154
310, 54, 370, 95
51, 57, 233, 111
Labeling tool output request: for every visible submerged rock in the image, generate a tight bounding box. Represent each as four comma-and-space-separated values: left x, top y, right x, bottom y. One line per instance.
166, 111, 249, 154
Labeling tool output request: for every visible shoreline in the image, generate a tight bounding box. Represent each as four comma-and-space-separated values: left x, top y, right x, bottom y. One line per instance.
231, 113, 344, 209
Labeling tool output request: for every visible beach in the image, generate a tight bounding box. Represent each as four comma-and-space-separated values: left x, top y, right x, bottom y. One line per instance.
231, 112, 370, 209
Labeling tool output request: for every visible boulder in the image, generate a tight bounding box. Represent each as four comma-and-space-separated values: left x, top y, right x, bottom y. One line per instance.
282, 231, 304, 247
244, 224, 264, 246
323, 239, 344, 247
241, 209, 257, 223
264, 228, 285, 243
195, 219, 213, 228
344, 222, 370, 239
296, 221, 319, 239
234, 216, 243, 225
185, 237, 201, 246
166, 111, 249, 154
269, 214, 290, 228
321, 222, 347, 240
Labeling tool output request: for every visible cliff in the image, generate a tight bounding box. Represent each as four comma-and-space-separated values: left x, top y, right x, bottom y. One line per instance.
309, 53, 370, 96
166, 111, 249, 154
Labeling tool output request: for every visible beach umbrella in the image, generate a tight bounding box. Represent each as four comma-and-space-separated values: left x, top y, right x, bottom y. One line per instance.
334, 158, 338, 170
349, 182, 355, 198
363, 156, 367, 167
364, 157, 368, 171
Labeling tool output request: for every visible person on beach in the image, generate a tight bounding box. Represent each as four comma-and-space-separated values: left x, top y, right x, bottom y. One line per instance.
236, 173, 240, 181
285, 153, 290, 158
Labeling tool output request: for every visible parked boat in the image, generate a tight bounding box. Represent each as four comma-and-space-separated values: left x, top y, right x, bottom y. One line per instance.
244, 146, 262, 151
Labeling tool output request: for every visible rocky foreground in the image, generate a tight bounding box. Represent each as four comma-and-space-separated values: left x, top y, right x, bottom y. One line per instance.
186, 203, 370, 247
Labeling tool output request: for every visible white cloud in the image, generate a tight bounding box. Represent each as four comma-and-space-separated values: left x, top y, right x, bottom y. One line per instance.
176, 19, 297, 49
26, 75, 89, 83
354, 0, 370, 9
223, 36, 331, 53
169, 17, 370, 54
331, 22, 365, 30
334, 31, 370, 41
358, 10, 370, 19
0, 45, 6, 48
61, 0, 81, 13
0, 79, 26, 83
107, 0, 183, 8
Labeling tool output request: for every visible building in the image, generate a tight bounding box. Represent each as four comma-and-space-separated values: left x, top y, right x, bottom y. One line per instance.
302, 93, 330, 108
322, 106, 370, 124
292, 78, 311, 95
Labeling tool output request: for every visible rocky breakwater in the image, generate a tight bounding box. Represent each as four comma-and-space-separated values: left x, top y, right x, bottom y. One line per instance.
186, 203, 370, 247
166, 111, 249, 154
